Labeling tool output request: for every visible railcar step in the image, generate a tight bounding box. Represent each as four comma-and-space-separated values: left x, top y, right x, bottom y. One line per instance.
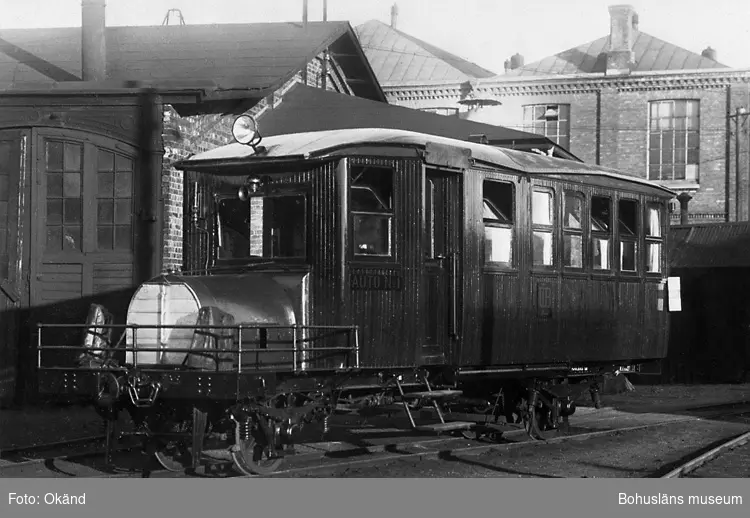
401, 389, 463, 399
415, 422, 473, 433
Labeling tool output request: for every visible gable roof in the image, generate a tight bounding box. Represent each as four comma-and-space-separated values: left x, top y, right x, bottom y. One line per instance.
507, 31, 727, 76
354, 20, 495, 85
256, 83, 580, 160
670, 223, 750, 269
0, 21, 385, 109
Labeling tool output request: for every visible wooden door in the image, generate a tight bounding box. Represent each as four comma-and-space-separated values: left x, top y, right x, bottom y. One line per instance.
30, 129, 138, 364
421, 168, 463, 365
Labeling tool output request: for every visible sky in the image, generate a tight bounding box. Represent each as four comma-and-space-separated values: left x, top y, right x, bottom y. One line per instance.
1, 0, 749, 72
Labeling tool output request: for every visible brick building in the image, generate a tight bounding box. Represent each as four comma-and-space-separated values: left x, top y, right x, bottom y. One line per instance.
360, 5, 750, 224
0, 1, 383, 403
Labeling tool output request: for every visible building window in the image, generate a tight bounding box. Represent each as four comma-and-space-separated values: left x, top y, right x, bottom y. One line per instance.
351, 165, 394, 256
532, 189, 554, 267
648, 100, 699, 182
522, 104, 570, 150
646, 204, 663, 273
618, 199, 639, 272
96, 150, 133, 251
420, 107, 460, 117
563, 192, 584, 268
591, 196, 612, 270
46, 141, 83, 251
483, 180, 514, 265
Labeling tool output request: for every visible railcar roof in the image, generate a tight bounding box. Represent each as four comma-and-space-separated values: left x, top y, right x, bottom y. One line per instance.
177, 128, 675, 197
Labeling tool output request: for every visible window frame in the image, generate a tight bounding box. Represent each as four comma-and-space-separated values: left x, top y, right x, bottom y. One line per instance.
522, 104, 571, 151
349, 164, 396, 262
562, 190, 585, 271
482, 178, 516, 268
617, 197, 640, 274
590, 194, 613, 273
645, 202, 665, 275
531, 187, 556, 270
647, 99, 700, 183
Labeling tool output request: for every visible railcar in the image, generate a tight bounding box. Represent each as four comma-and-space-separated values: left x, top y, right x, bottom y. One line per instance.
35, 117, 676, 474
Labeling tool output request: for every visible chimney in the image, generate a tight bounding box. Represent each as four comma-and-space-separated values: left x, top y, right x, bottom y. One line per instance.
81, 0, 107, 81
701, 46, 717, 61
390, 4, 399, 29
510, 53, 524, 70
606, 4, 637, 75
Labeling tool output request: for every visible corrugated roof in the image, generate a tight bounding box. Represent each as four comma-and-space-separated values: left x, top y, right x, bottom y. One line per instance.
177, 127, 674, 197
256, 83, 578, 160
0, 22, 384, 102
506, 31, 727, 76
354, 20, 495, 85
670, 222, 750, 269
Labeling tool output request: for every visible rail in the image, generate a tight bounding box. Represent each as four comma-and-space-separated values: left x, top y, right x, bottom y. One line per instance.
36, 322, 360, 374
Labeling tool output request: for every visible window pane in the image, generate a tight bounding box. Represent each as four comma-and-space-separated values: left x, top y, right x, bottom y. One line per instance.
485, 226, 512, 264
63, 198, 81, 224
351, 166, 393, 212
483, 181, 513, 223
63, 172, 81, 197
47, 173, 62, 197
591, 197, 611, 232
98, 200, 114, 223
647, 207, 662, 237
46, 141, 63, 171
354, 214, 391, 255
618, 199, 638, 236
46, 226, 62, 251
98, 173, 114, 197
114, 225, 132, 250
564, 193, 582, 229
647, 243, 662, 273
115, 154, 133, 172
98, 149, 114, 171
563, 234, 583, 268
47, 200, 63, 225
64, 143, 82, 171
115, 172, 133, 198
97, 226, 113, 249
620, 241, 637, 271
114, 199, 131, 224
593, 238, 610, 270
532, 230, 553, 266
63, 226, 81, 251
686, 164, 698, 181
532, 191, 552, 225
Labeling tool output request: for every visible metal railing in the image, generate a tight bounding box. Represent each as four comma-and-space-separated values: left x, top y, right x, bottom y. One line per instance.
36, 322, 360, 374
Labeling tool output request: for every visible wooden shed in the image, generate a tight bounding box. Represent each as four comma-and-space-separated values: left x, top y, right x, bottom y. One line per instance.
662, 222, 750, 383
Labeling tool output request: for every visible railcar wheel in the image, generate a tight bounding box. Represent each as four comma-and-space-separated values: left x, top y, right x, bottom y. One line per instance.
231, 437, 283, 476
154, 442, 191, 472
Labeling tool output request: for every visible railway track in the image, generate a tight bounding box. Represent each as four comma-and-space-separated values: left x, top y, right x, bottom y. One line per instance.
660, 430, 750, 478
2, 401, 749, 478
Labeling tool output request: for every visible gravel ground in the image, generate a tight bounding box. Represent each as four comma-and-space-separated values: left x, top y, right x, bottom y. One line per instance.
278, 419, 750, 478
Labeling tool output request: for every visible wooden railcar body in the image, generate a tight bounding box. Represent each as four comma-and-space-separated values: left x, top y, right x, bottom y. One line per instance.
177, 128, 674, 380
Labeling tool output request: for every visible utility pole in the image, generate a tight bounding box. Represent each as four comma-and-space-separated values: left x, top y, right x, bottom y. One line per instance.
730, 106, 748, 221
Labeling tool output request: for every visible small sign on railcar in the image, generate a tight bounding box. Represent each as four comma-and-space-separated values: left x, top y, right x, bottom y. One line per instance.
350, 270, 403, 291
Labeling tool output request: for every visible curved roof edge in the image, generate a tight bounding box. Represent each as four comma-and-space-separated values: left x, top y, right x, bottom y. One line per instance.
176, 127, 675, 197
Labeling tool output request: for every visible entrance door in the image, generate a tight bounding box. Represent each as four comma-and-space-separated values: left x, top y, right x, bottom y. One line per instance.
421, 168, 463, 365
30, 129, 138, 364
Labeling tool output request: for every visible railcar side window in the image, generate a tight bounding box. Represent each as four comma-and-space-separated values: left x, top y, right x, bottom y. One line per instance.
591, 196, 611, 270
351, 165, 393, 256
532, 189, 554, 267
483, 180, 514, 265
646, 204, 663, 273
563, 192, 583, 268
217, 194, 307, 260
618, 199, 639, 272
